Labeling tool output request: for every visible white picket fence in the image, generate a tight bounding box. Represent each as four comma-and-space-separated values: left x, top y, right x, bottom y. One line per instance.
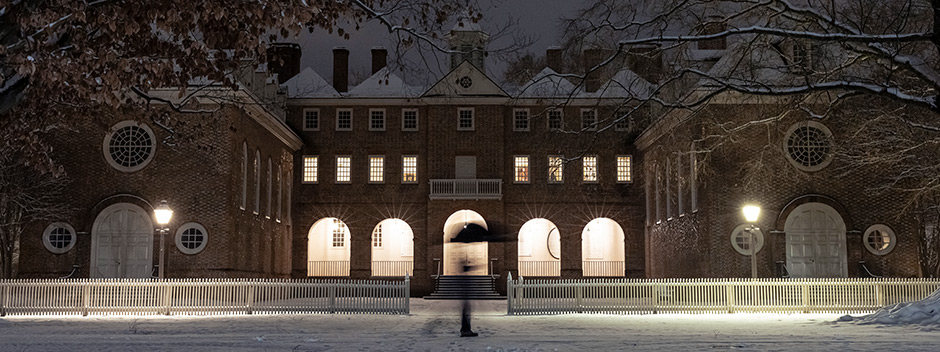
0, 277, 410, 317
507, 275, 940, 315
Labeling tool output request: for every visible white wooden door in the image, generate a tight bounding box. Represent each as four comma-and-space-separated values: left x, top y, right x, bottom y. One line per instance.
785, 203, 847, 278
455, 156, 476, 179
445, 242, 488, 275
91, 203, 154, 278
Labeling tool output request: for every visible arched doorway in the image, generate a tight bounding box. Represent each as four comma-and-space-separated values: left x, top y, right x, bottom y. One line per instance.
307, 217, 351, 276
581, 218, 625, 277
91, 203, 154, 278
371, 219, 414, 277
518, 218, 561, 277
784, 202, 847, 277
443, 210, 488, 275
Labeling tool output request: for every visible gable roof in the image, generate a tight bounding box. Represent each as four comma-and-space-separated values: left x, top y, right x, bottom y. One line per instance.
346, 67, 423, 98
282, 67, 341, 98
515, 68, 578, 98
423, 60, 508, 98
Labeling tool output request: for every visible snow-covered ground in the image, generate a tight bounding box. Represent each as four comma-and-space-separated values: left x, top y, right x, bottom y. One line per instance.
2, 299, 940, 351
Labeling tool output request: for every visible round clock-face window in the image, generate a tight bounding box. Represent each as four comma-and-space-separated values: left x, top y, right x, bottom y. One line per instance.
458, 76, 473, 89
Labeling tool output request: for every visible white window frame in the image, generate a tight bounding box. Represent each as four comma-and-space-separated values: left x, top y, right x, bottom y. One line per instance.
402, 155, 418, 184
614, 111, 630, 131
581, 108, 597, 131
863, 224, 897, 255
336, 109, 353, 131
582, 155, 598, 183
277, 163, 282, 222
302, 155, 318, 184
254, 149, 261, 215
266, 158, 272, 219
103, 120, 156, 173
402, 109, 419, 131
336, 155, 351, 184
616, 155, 633, 183
548, 155, 564, 184
372, 224, 383, 248
514, 155, 530, 183
43, 222, 76, 254
548, 108, 563, 131
331, 219, 346, 248
369, 108, 386, 131
369, 155, 385, 184
241, 142, 247, 210
176, 222, 209, 255
457, 107, 475, 131
513, 108, 530, 132
303, 108, 320, 131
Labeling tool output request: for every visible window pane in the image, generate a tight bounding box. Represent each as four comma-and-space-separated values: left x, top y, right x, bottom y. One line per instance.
583, 156, 597, 182
617, 156, 632, 182
514, 156, 529, 183
370, 110, 385, 130
370, 156, 384, 183
372, 224, 383, 248
304, 110, 319, 130
548, 156, 563, 183
332, 219, 345, 247
548, 109, 562, 130
336, 156, 351, 183
403, 110, 418, 130
303, 156, 318, 183
458, 109, 473, 130
402, 156, 417, 183
582, 110, 596, 130
514, 110, 529, 131
337, 110, 352, 130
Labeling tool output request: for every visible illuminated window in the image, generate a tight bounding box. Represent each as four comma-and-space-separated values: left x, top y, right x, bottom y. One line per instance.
513, 109, 529, 131
402, 109, 418, 131
548, 155, 563, 183
583, 155, 598, 182
514, 156, 529, 183
303, 156, 318, 183
458, 108, 474, 131
369, 109, 385, 131
548, 109, 563, 130
581, 109, 597, 131
402, 155, 417, 183
303, 109, 319, 131
617, 155, 632, 183
336, 156, 351, 183
369, 155, 384, 183
332, 219, 346, 248
372, 224, 383, 248
336, 109, 352, 131
864, 224, 896, 255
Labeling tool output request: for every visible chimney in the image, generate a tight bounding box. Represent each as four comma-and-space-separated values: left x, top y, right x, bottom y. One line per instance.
333, 47, 349, 93
627, 45, 663, 83
583, 48, 604, 93
371, 47, 388, 74
266, 43, 302, 84
546, 46, 563, 73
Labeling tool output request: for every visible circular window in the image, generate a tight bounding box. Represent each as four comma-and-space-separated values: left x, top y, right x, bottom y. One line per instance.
863, 224, 896, 255
730, 224, 764, 255
784, 121, 833, 172
103, 121, 156, 172
175, 222, 208, 255
43, 223, 76, 254
458, 76, 473, 89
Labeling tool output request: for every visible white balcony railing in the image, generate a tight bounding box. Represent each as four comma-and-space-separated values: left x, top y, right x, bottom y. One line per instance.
371, 261, 414, 277
429, 179, 502, 200
519, 260, 561, 277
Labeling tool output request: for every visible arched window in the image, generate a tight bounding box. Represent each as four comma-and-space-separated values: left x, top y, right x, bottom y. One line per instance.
266, 158, 272, 218
241, 142, 247, 210
254, 149, 261, 214
277, 163, 282, 221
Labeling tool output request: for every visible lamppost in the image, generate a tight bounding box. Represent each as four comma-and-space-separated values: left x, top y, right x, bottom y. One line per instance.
153, 200, 174, 281
742, 205, 761, 278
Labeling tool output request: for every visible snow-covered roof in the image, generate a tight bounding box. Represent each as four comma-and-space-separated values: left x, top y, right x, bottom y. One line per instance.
592, 68, 655, 99
282, 67, 341, 98
346, 67, 424, 98
515, 68, 578, 98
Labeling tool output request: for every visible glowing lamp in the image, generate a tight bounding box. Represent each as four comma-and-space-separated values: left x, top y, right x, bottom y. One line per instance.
154, 200, 174, 226
742, 205, 760, 223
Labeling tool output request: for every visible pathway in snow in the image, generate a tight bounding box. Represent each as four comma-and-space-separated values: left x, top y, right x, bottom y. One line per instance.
2, 299, 939, 351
